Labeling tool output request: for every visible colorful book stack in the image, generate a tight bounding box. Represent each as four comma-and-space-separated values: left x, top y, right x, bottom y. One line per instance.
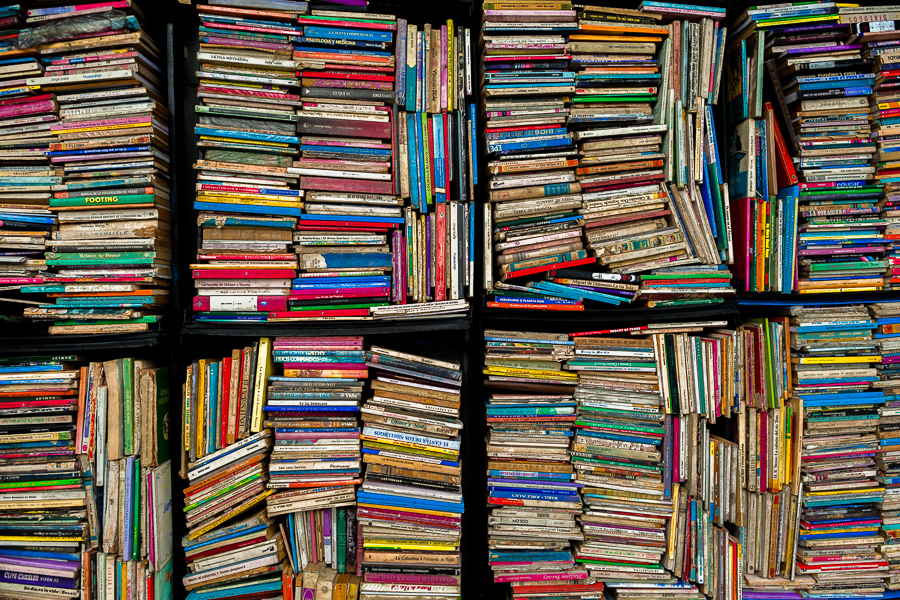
0, 7, 56, 309
864, 19, 900, 290
0, 355, 86, 599
391, 19, 477, 317
12, 1, 172, 334
871, 303, 900, 588
190, 0, 304, 323
264, 336, 364, 576
289, 8, 399, 322
742, 4, 887, 294
567, 334, 676, 589
481, 2, 585, 307
93, 359, 173, 598
482, 1, 734, 310
357, 346, 463, 600
482, 331, 593, 598
179, 341, 288, 598
790, 305, 888, 593
0, 355, 174, 599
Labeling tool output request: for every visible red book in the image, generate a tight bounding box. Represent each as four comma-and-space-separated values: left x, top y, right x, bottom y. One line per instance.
502, 257, 596, 280
192, 296, 288, 312
191, 269, 295, 279
765, 102, 799, 187
268, 309, 370, 318
221, 357, 231, 450
298, 71, 394, 82
487, 302, 584, 311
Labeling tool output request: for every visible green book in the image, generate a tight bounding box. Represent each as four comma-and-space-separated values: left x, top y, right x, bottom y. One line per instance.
335, 507, 347, 574
571, 95, 657, 103
123, 358, 134, 456
49, 193, 158, 208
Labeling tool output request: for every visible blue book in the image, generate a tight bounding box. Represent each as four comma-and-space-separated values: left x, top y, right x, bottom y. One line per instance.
187, 579, 282, 600
405, 31, 416, 112
194, 201, 302, 217
304, 26, 392, 43
0, 212, 55, 224
356, 491, 464, 513
407, 113, 420, 210
123, 457, 134, 560
265, 405, 356, 412
194, 127, 299, 144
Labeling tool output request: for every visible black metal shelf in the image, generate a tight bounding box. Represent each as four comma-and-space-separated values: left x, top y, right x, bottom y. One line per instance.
180, 314, 472, 338
0, 330, 173, 356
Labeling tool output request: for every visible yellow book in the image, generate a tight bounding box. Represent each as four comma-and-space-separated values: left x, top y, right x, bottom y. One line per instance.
483, 366, 578, 379
792, 355, 881, 364
447, 19, 454, 113
250, 337, 274, 433
359, 435, 457, 456
57, 122, 153, 135
197, 191, 301, 203
363, 542, 458, 551
198, 135, 289, 148
805, 487, 883, 496
759, 14, 839, 27
357, 502, 459, 519
196, 195, 302, 208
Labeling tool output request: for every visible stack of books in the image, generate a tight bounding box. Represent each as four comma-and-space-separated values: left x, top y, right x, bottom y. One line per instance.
871, 303, 900, 588
16, 1, 171, 334
567, 335, 674, 586
481, 2, 585, 306
865, 20, 900, 290
289, 10, 400, 322
191, 0, 304, 324
790, 305, 888, 593
181, 430, 280, 596
0, 354, 86, 598
754, 4, 885, 294
392, 19, 477, 315
92, 359, 173, 597
0, 354, 175, 599
568, 6, 673, 288
357, 346, 464, 600
0, 7, 56, 307
482, 331, 593, 598
264, 336, 365, 574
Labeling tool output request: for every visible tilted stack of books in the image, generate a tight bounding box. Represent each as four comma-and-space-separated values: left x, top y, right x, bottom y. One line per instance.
191, 0, 305, 323
17, 1, 172, 334
264, 335, 365, 575
356, 346, 464, 600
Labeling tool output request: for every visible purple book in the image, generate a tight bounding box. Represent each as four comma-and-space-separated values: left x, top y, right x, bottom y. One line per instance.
784, 44, 862, 55
323, 508, 332, 564
0, 570, 77, 589
0, 556, 79, 572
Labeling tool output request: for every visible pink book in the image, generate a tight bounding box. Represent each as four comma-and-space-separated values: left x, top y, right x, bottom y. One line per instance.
440, 25, 448, 113
192, 269, 295, 279
759, 411, 767, 494
278, 432, 359, 440
289, 287, 389, 297
672, 416, 680, 483
282, 362, 365, 370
